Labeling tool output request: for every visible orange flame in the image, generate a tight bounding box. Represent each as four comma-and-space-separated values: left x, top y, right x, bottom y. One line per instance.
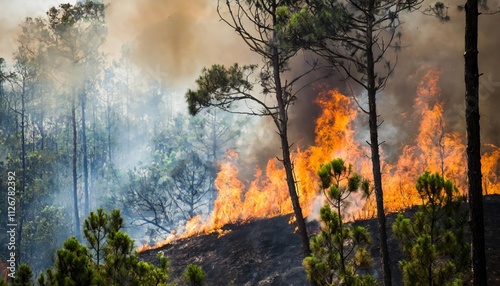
139, 67, 500, 252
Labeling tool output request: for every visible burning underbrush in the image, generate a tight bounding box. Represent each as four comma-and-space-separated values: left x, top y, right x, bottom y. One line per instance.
138, 67, 500, 252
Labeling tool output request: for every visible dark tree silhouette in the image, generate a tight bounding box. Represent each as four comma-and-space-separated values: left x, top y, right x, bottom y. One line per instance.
464, 0, 488, 284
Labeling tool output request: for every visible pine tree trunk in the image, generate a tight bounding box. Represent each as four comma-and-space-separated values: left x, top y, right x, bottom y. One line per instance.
280, 130, 311, 257
464, 0, 488, 284
82, 92, 89, 216
366, 1, 392, 284
271, 2, 311, 259
367, 88, 392, 286
107, 92, 112, 162
40, 105, 45, 150
72, 95, 81, 240
18, 79, 26, 264
126, 72, 130, 153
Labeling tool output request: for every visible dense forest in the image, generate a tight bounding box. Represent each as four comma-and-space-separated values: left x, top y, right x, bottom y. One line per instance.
0, 0, 499, 285
0, 0, 247, 280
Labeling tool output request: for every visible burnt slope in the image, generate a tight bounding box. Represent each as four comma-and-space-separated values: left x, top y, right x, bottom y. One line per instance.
139, 215, 307, 285
139, 195, 500, 285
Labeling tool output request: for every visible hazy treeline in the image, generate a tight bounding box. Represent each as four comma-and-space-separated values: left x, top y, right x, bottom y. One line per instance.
0, 2, 243, 275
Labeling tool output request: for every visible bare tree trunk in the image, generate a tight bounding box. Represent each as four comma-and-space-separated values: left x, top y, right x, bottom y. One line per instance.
126, 69, 130, 153
464, 0, 488, 284
107, 90, 112, 162
92, 103, 98, 211
18, 78, 26, 264
40, 104, 45, 150
367, 89, 392, 286
366, 1, 391, 284
72, 95, 81, 240
280, 130, 311, 257
82, 92, 89, 216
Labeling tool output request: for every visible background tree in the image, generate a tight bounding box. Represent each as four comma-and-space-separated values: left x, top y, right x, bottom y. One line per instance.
11, 16, 49, 263
303, 158, 374, 286
186, 0, 319, 258
393, 172, 469, 285
0, 58, 17, 132
45, 1, 107, 237
1, 17, 75, 270
22, 205, 71, 276
117, 163, 185, 238
104, 109, 242, 241
0, 17, 76, 274
171, 151, 214, 218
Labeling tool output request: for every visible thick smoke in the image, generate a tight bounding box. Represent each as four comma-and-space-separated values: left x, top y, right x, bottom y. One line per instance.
105, 0, 258, 85
378, 0, 500, 161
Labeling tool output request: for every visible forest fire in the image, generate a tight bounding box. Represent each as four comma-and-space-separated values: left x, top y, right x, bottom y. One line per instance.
138, 67, 500, 252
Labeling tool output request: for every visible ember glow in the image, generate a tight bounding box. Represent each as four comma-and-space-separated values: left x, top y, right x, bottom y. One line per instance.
138, 67, 500, 252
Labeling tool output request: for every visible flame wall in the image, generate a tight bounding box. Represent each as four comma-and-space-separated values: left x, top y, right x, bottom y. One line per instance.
209, 66, 500, 224
139, 66, 500, 252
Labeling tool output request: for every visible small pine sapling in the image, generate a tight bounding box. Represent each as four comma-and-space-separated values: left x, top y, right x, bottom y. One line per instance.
182, 263, 206, 286
303, 158, 375, 286
393, 171, 469, 285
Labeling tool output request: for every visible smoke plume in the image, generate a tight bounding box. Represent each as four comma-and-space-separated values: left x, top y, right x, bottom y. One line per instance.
105, 0, 258, 85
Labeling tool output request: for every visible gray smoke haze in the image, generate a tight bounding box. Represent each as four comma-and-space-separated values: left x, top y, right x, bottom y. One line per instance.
3, 0, 499, 171
0, 0, 63, 59
0, 0, 257, 98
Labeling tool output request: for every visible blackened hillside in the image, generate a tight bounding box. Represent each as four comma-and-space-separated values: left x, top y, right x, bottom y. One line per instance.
139, 195, 500, 285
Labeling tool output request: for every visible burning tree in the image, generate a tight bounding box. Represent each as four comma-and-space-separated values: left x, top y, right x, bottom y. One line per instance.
185, 0, 318, 258
303, 158, 374, 286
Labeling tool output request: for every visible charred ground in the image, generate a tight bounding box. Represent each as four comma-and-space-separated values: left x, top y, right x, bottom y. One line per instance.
139, 195, 500, 285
